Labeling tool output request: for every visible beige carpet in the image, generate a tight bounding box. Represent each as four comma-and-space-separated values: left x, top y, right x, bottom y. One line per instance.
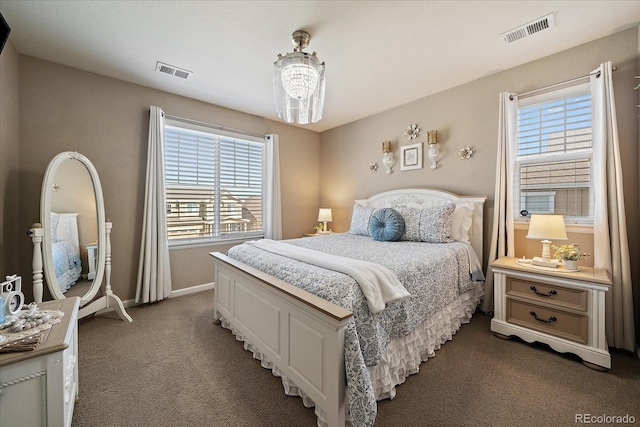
72, 291, 640, 426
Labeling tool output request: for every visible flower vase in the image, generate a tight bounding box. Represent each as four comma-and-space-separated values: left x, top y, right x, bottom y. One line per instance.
563, 259, 579, 271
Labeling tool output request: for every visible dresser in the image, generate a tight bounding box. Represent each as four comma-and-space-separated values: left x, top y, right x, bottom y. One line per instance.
0, 297, 80, 427
490, 257, 611, 370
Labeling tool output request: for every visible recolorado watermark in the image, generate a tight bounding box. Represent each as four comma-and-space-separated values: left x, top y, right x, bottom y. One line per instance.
575, 414, 636, 424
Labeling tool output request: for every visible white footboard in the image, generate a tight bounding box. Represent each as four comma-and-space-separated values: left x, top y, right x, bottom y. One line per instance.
210, 252, 353, 427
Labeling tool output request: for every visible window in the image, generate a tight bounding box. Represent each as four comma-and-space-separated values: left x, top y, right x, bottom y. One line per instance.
164, 121, 265, 244
514, 83, 593, 223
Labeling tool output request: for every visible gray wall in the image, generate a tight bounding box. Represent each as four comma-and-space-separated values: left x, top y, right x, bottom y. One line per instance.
2, 26, 639, 346
319, 27, 638, 261
15, 56, 320, 302
0, 38, 20, 276
319, 28, 639, 343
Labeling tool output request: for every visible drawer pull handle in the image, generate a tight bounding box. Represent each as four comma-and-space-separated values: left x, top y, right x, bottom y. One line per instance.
530, 311, 557, 324
530, 285, 557, 297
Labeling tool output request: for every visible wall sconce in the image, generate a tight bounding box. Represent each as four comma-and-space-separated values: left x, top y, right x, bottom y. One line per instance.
52, 183, 61, 192
427, 130, 439, 169
382, 140, 395, 174
369, 162, 378, 171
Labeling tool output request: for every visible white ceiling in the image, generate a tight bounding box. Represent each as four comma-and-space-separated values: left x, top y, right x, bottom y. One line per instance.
1, 1, 638, 132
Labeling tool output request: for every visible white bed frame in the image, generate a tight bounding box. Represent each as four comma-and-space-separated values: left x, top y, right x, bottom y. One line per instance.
210, 188, 486, 426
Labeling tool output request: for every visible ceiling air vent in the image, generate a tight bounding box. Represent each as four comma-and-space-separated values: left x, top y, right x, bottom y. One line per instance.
155, 61, 193, 79
501, 13, 555, 44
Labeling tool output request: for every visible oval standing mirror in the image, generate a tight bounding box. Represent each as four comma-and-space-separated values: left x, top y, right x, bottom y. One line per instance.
30, 151, 131, 322
41, 152, 104, 306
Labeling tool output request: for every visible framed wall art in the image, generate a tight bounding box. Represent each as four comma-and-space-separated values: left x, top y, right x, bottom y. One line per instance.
400, 142, 423, 171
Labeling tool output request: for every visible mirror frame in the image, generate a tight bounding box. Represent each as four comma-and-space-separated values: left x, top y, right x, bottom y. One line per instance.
41, 151, 106, 307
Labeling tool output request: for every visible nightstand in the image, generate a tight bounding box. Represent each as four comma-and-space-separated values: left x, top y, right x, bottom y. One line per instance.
490, 257, 611, 370
86, 242, 98, 280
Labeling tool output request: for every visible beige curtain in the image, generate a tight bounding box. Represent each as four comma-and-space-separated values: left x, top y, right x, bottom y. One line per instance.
591, 62, 635, 351
482, 92, 517, 313
264, 134, 282, 240
136, 106, 172, 303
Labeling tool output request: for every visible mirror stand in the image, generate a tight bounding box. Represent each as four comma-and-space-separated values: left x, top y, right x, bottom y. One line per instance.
31, 151, 131, 323
30, 223, 45, 304
30, 221, 132, 322
77, 222, 131, 321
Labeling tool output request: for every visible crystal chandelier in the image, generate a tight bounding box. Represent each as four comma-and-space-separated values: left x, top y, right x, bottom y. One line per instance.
273, 30, 326, 125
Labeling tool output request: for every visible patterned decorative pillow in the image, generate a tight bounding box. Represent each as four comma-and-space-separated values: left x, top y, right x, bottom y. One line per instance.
418, 203, 455, 243
396, 207, 421, 241
349, 203, 374, 236
369, 208, 405, 242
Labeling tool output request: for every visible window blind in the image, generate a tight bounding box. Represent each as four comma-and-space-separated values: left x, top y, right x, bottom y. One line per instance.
165, 124, 265, 242
514, 85, 594, 222
517, 93, 592, 157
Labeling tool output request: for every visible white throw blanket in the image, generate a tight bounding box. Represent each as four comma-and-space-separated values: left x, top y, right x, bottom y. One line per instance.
245, 239, 410, 313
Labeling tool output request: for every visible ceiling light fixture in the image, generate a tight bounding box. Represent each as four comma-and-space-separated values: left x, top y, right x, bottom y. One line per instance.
273, 30, 326, 125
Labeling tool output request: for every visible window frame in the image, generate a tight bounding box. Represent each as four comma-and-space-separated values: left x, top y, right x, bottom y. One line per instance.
164, 119, 267, 248
513, 82, 594, 226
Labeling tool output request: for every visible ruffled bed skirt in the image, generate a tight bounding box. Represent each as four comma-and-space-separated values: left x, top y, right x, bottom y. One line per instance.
219, 282, 484, 426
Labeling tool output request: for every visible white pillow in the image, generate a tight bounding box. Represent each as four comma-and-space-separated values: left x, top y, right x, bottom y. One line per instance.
450, 202, 474, 242
55, 214, 76, 243
50, 212, 60, 242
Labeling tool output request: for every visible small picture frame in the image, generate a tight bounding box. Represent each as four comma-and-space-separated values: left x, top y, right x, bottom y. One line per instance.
400, 142, 423, 171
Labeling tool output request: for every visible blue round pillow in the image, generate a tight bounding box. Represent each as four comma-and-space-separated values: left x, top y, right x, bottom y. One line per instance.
369, 208, 405, 241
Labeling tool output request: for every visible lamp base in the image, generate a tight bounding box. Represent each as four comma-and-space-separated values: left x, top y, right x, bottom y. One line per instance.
532, 257, 560, 268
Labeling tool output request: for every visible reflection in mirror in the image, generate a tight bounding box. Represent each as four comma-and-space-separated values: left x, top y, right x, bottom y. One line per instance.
50, 159, 97, 300
30, 151, 132, 322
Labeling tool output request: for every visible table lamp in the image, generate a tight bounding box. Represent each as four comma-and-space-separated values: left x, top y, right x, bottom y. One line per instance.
318, 208, 333, 233
526, 214, 568, 268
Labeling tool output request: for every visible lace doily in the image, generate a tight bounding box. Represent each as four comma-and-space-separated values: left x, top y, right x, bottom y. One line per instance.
0, 310, 64, 346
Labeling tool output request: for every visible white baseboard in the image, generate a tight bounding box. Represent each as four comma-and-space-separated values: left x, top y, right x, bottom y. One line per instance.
170, 282, 215, 298
92, 282, 216, 315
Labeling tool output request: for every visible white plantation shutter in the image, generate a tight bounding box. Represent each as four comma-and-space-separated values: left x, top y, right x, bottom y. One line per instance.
164, 123, 265, 243
514, 83, 594, 222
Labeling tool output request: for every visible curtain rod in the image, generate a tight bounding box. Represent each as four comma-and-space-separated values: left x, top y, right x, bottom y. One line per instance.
146, 109, 266, 139
509, 66, 617, 101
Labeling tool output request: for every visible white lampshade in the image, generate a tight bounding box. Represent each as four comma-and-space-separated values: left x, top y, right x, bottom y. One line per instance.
526, 215, 568, 240
318, 208, 333, 222
526, 214, 568, 262
317, 208, 332, 233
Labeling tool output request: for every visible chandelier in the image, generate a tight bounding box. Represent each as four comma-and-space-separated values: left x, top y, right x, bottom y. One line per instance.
273, 30, 326, 125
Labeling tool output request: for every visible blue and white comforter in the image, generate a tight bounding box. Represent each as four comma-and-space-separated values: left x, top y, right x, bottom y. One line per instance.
226, 233, 484, 426
52, 240, 82, 292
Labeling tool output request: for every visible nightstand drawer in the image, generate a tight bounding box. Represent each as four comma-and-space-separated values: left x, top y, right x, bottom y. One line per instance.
506, 299, 588, 344
507, 278, 587, 311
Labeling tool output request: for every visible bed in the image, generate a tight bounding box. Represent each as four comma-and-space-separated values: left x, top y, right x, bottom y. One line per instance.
210, 188, 486, 426
50, 212, 82, 293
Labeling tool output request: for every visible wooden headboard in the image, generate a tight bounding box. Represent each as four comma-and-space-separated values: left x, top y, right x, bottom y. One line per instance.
354, 188, 486, 261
